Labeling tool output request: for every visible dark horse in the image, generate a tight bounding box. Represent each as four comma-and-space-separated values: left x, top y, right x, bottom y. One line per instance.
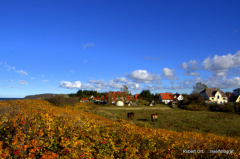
127, 112, 134, 120
151, 113, 158, 122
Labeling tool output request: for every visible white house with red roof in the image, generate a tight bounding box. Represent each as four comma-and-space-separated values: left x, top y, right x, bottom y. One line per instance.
159, 93, 175, 104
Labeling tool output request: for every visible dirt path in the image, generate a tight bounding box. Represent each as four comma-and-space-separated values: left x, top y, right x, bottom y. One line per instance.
102, 107, 172, 110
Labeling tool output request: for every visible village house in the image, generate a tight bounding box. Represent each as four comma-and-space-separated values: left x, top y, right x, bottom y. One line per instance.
80, 98, 89, 102
234, 88, 240, 96
105, 92, 139, 104
159, 93, 175, 104
173, 93, 184, 101
228, 88, 240, 103
198, 87, 228, 104
228, 95, 240, 103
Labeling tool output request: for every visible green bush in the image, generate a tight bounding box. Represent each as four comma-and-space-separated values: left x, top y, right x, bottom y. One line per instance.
208, 103, 235, 113
65, 97, 79, 106
46, 95, 78, 107
181, 103, 208, 111
144, 102, 150, 106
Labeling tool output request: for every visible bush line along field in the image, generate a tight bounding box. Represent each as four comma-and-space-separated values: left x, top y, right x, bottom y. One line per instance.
0, 99, 239, 158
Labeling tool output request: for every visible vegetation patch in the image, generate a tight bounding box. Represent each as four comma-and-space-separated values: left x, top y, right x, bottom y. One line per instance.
0, 99, 239, 158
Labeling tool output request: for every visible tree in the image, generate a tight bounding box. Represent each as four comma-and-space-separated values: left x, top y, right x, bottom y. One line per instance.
123, 85, 129, 104
192, 83, 208, 95
107, 91, 113, 106
140, 90, 151, 98
77, 90, 83, 97
225, 92, 232, 97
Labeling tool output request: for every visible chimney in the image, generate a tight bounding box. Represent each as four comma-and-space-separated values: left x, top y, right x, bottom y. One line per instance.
214, 87, 217, 90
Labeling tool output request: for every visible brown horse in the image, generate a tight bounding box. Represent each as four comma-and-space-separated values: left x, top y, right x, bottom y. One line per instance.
127, 112, 134, 120
151, 113, 158, 122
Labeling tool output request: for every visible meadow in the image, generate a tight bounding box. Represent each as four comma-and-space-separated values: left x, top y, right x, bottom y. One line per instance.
92, 105, 240, 138
0, 99, 239, 158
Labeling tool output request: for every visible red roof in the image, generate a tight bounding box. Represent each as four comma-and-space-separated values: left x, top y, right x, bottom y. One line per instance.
134, 94, 139, 100
94, 97, 101, 100
80, 98, 88, 101
106, 92, 141, 101
160, 93, 174, 100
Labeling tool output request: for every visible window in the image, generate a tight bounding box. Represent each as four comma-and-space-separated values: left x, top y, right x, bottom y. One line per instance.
223, 98, 225, 100
212, 98, 214, 100
217, 95, 219, 99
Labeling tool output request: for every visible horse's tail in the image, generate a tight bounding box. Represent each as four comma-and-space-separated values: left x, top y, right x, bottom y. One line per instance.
151, 114, 154, 122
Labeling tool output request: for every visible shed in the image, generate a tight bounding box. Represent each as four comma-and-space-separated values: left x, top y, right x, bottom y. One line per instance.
150, 101, 156, 106
128, 101, 139, 106
116, 101, 124, 106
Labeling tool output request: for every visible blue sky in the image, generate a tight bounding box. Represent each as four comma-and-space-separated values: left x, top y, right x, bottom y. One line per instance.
1, 0, 240, 98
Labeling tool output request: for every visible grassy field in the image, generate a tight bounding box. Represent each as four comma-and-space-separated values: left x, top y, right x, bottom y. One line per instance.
86, 104, 240, 138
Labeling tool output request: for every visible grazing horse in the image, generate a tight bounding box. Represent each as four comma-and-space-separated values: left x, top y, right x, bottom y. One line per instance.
127, 112, 134, 120
151, 113, 158, 122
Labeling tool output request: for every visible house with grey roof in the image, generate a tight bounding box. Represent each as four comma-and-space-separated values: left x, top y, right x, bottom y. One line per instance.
234, 88, 240, 96
198, 87, 228, 104
228, 95, 240, 103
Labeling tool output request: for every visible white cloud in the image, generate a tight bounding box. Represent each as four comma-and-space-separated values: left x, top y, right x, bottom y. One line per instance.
113, 77, 129, 83
19, 80, 27, 85
16, 70, 28, 75
41, 75, 45, 77
126, 82, 141, 89
201, 51, 240, 77
19, 87, 22, 89
70, 70, 74, 73
60, 81, 82, 89
43, 80, 48, 82
10, 86, 14, 88
107, 80, 124, 89
30, 77, 35, 79
126, 70, 161, 83
167, 85, 186, 90
181, 60, 199, 76
204, 76, 240, 89
59, 81, 98, 90
83, 60, 88, 63
143, 85, 165, 90
162, 68, 178, 80
5, 65, 15, 71
234, 29, 238, 33
8, 79, 13, 82
83, 42, 95, 49
88, 79, 107, 85
194, 77, 204, 83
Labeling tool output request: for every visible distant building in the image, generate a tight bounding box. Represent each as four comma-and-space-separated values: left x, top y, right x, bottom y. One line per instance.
234, 88, 240, 96
228, 95, 240, 103
159, 93, 174, 104
173, 94, 184, 101
80, 98, 89, 102
198, 87, 228, 104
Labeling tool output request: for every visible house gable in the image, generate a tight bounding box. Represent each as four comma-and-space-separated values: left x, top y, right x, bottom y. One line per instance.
199, 87, 228, 104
